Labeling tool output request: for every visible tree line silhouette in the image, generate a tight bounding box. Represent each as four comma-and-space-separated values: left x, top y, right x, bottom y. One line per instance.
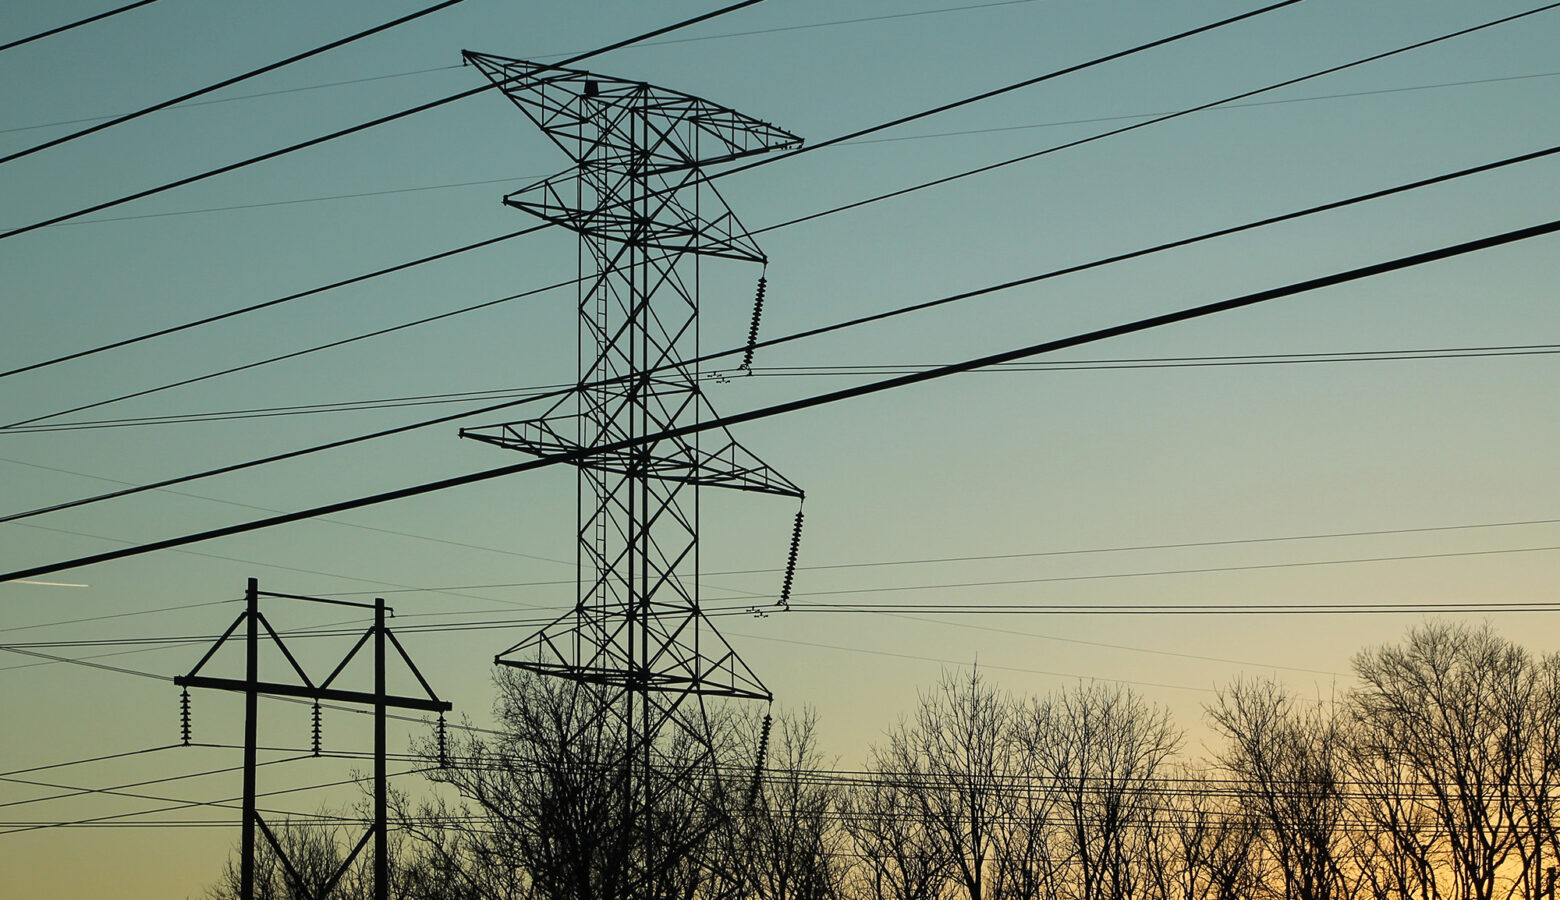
204, 621, 1560, 900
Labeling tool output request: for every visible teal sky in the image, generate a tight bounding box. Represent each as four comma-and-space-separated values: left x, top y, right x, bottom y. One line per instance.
4, 0, 1560, 896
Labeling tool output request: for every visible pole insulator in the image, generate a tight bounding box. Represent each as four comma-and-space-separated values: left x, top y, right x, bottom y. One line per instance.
179, 687, 192, 745
311, 701, 322, 756
741, 274, 767, 370
778, 506, 803, 609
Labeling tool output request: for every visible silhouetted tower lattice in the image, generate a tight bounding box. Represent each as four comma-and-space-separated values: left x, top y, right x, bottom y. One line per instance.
458, 48, 803, 850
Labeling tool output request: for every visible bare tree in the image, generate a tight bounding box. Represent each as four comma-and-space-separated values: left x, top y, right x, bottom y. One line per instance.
858, 669, 1018, 900
843, 755, 953, 900
722, 708, 851, 900
396, 667, 746, 900
1208, 677, 1349, 900
1137, 763, 1261, 900
1019, 681, 1180, 900
1351, 622, 1538, 900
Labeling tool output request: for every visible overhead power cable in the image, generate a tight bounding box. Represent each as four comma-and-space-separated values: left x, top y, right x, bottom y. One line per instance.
732, 345, 1560, 377
1, 0, 1304, 382
0, 745, 179, 780
0, 0, 1051, 136
0, 65, 461, 137
5, 209, 1559, 584
0, 226, 545, 381
0, 0, 472, 166
14, 3, 1555, 433
725, 0, 1308, 176
0, 0, 160, 54
792, 600, 1560, 615
779, 543, 1560, 600
7, 136, 1559, 527
754, 0, 1560, 234
9, 341, 1555, 435
1, 274, 577, 429
0, 0, 773, 241
29, 68, 1558, 230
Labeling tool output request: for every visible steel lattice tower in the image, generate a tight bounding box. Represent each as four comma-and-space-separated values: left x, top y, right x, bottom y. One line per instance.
458, 50, 803, 881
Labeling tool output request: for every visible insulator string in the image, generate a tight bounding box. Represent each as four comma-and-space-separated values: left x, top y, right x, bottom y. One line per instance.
747, 709, 772, 811
741, 272, 768, 370
779, 504, 804, 609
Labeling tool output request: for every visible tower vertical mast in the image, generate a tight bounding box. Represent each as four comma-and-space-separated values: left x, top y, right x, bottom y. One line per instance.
459, 51, 803, 892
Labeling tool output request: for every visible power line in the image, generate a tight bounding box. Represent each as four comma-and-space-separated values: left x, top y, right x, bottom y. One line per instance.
6, 207, 1559, 584
11, 520, 524, 602
0, 386, 556, 432
2, 274, 574, 429
0, 66, 462, 137
1, 762, 253, 811
33, 69, 1560, 231
0, 0, 774, 241
0, 454, 568, 566
0, 745, 180, 780
852, 69, 1560, 147
0, 226, 546, 381
791, 600, 1560, 615
0, 0, 472, 166
3, 0, 1304, 381
0, 598, 241, 636
735, 344, 1560, 376
725, 0, 1308, 178
9, 129, 1560, 533
0, 760, 433, 836
726, 629, 1219, 694
19, 4, 1556, 434
778, 543, 1560, 600
7, 341, 1551, 436
48, 175, 537, 227
887, 613, 1344, 676
0, 0, 1050, 137
754, 0, 1560, 235
0, 0, 160, 54
324, 513, 1560, 595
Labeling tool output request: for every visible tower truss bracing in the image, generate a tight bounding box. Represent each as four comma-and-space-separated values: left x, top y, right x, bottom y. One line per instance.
458, 51, 803, 886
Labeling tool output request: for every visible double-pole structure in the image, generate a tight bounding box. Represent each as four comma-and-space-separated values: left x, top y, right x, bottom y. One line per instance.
176, 578, 450, 900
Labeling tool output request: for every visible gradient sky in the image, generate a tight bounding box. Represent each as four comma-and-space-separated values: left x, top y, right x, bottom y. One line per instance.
4, 0, 1560, 896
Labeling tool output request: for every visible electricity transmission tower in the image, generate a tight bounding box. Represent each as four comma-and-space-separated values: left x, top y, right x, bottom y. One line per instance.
458, 50, 804, 886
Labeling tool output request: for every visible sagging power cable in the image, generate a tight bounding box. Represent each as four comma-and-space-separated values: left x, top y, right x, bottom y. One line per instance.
6, 208, 1560, 583
1, 0, 1306, 378
7, 135, 1559, 526
9, 0, 1548, 424
1, 0, 472, 166
0, 0, 160, 55
0, 0, 773, 241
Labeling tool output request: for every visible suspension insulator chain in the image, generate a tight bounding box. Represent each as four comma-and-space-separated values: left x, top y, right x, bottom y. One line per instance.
179, 687, 192, 746
741, 273, 767, 371
778, 505, 804, 609
747, 710, 772, 811
310, 702, 322, 756
437, 713, 450, 768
